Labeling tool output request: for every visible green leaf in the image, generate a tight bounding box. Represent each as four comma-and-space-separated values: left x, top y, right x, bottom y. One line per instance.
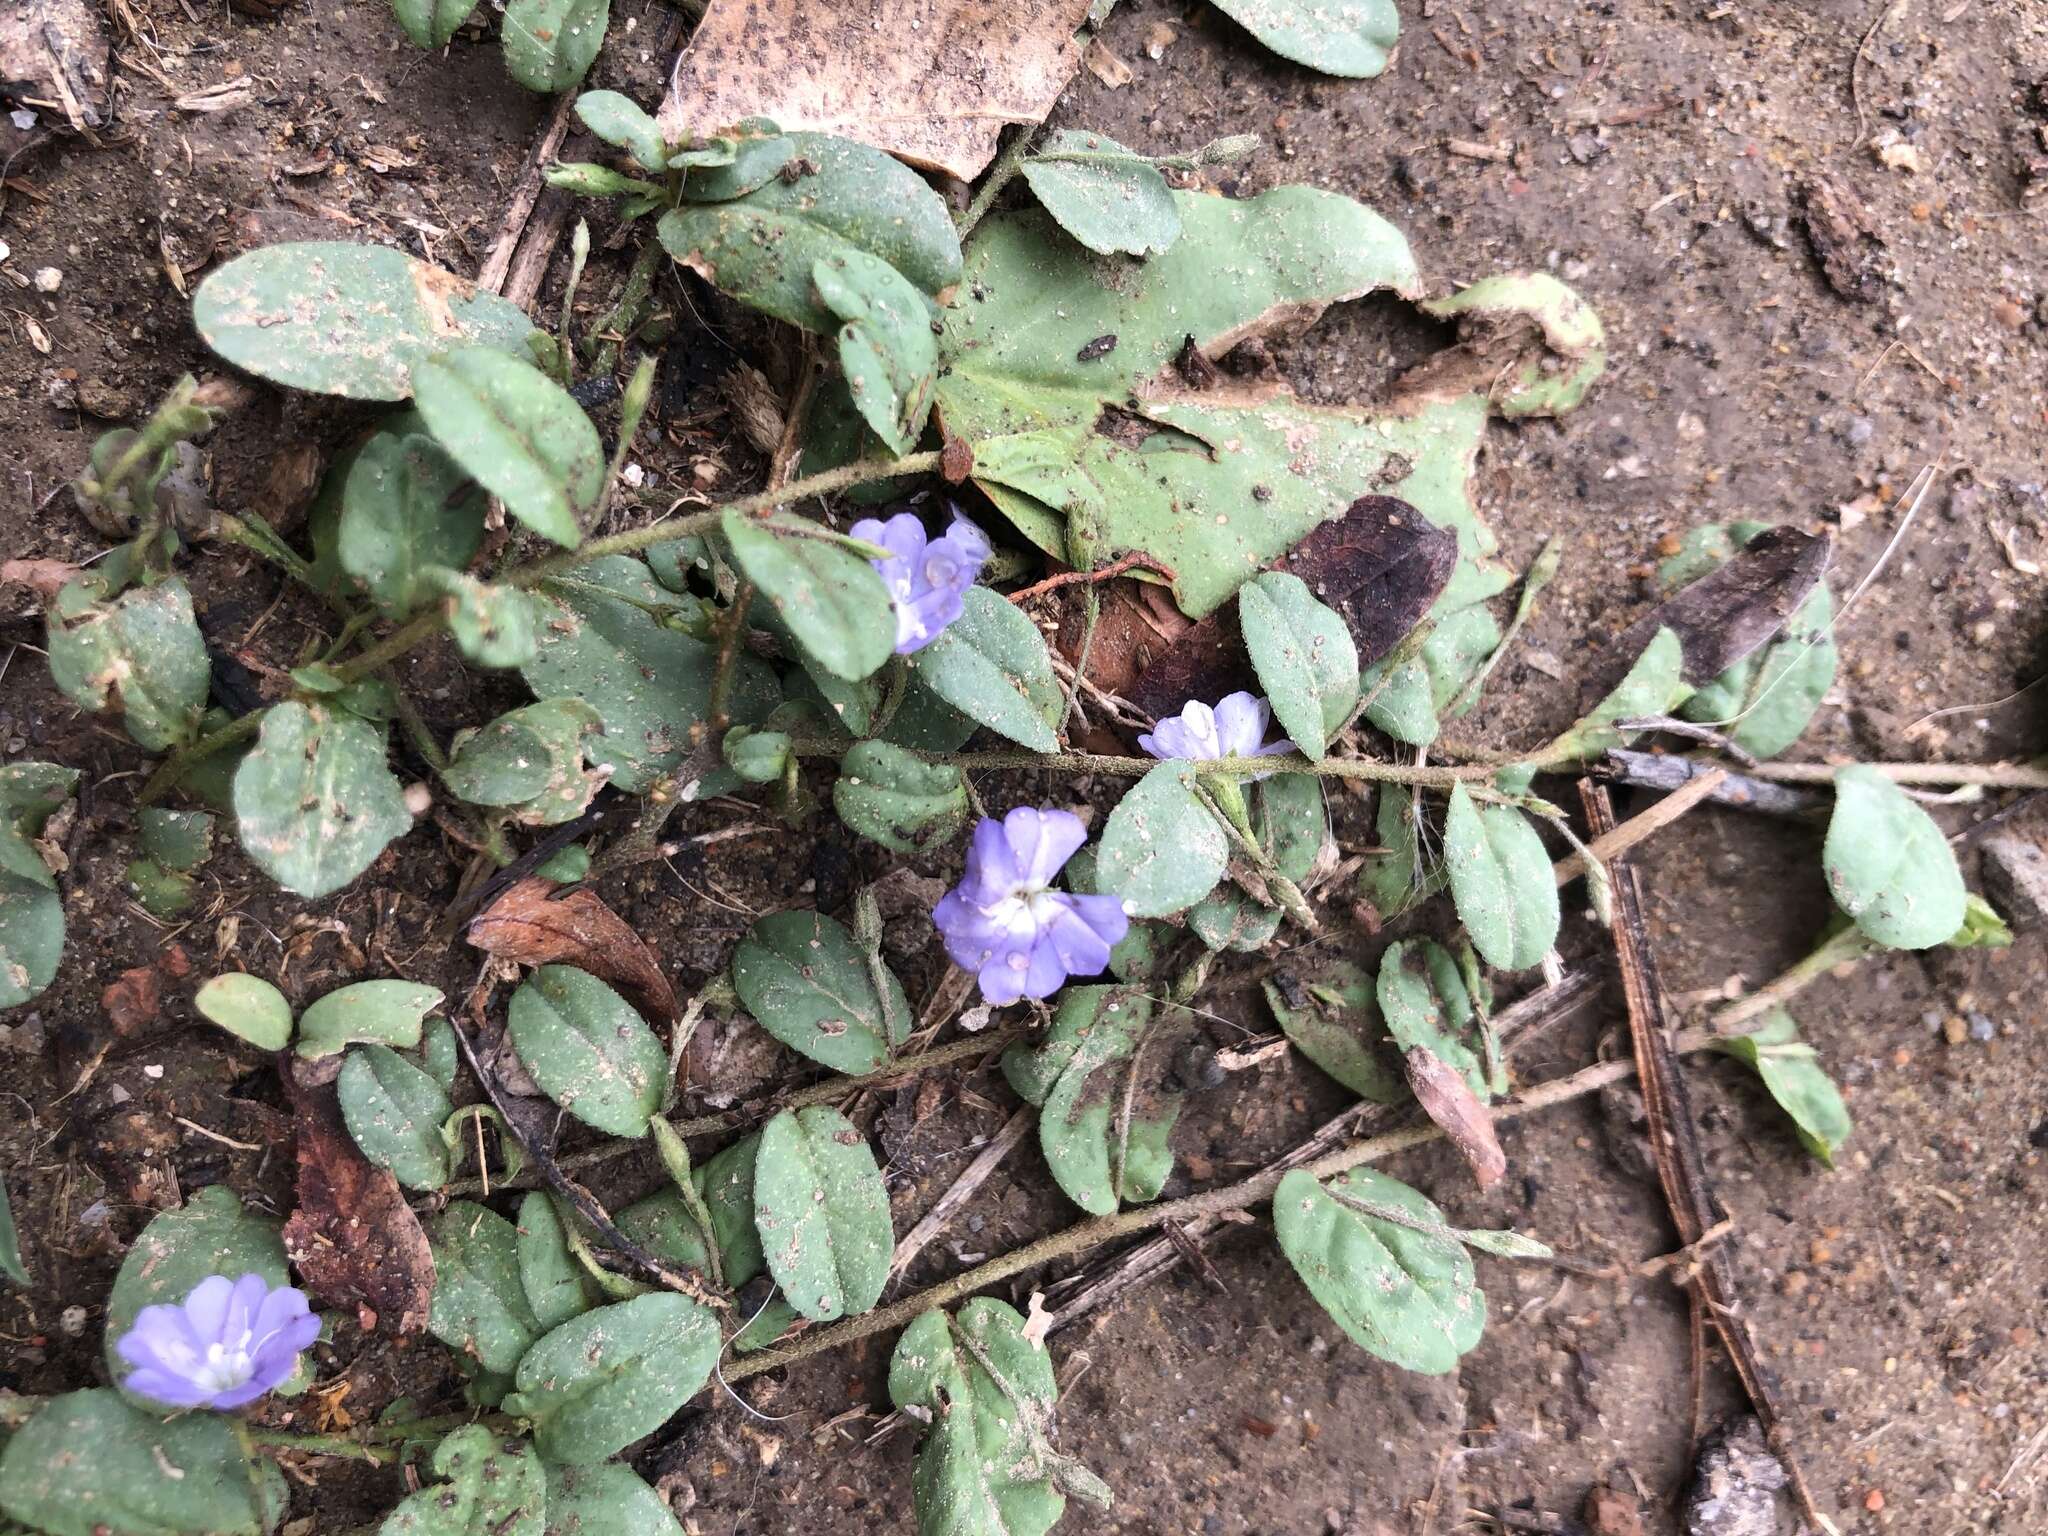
0, 1178, 25, 1287
194, 972, 293, 1050
429, 570, 543, 669
616, 1134, 784, 1337
1253, 771, 1326, 882
1547, 626, 1687, 761
889, 1300, 1071, 1536
297, 979, 444, 1059
575, 91, 668, 171
46, 577, 210, 752
104, 1187, 291, 1407
1272, 1166, 1484, 1374
502, 0, 610, 93
1823, 765, 1967, 949
446, 700, 606, 827
658, 132, 961, 332
1712, 1008, 1852, 1168
427, 1202, 543, 1376
508, 966, 668, 1137
1442, 783, 1558, 972
1419, 272, 1608, 418
338, 432, 485, 614
378, 1426, 544, 1536
541, 1463, 685, 1536
907, 586, 1062, 752
1018, 130, 1180, 257
1239, 572, 1358, 759
521, 556, 780, 794
391, 0, 478, 49
753, 1106, 893, 1322
813, 250, 939, 454
338, 1045, 455, 1190
1375, 939, 1499, 1098
516, 1192, 595, 1330
137, 808, 213, 871
1097, 760, 1229, 917
125, 858, 197, 919
411, 346, 603, 548
1209, 0, 1400, 77
233, 700, 414, 898
193, 242, 535, 401
833, 740, 969, 853
721, 727, 792, 785
506, 1294, 720, 1463
1949, 893, 2012, 950
0, 1389, 286, 1536
1187, 885, 1283, 953
1262, 960, 1402, 1103
1358, 787, 1443, 919
731, 910, 909, 1074
1002, 987, 1178, 1215
0, 762, 79, 835
722, 512, 896, 682
0, 824, 63, 1009
422, 1017, 460, 1089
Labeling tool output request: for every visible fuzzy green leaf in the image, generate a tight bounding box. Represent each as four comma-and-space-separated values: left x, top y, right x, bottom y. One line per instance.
1263, 960, 1403, 1103
339, 1045, 456, 1190
574, 91, 667, 170
732, 909, 910, 1074
0, 823, 64, 1009
1548, 627, 1687, 762
233, 701, 413, 899
1442, 783, 1558, 972
391, 0, 478, 49
723, 512, 896, 682
411, 346, 602, 548
427, 1202, 543, 1376
1375, 939, 1500, 1098
1253, 771, 1326, 882
46, 577, 210, 752
813, 250, 938, 454
338, 432, 484, 614
541, 1463, 685, 1536
378, 1426, 544, 1536
1097, 760, 1229, 917
137, 808, 214, 871
1209, 0, 1399, 77
297, 979, 444, 1059
194, 972, 293, 1051
1018, 130, 1180, 257
502, 0, 610, 93
1239, 572, 1359, 759
833, 740, 970, 853
429, 569, 543, 669
507, 966, 668, 1137
1823, 765, 1967, 949
515, 1191, 595, 1331
445, 700, 606, 827
753, 1106, 893, 1322
907, 586, 1062, 752
507, 1294, 720, 1463
1712, 1008, 1852, 1167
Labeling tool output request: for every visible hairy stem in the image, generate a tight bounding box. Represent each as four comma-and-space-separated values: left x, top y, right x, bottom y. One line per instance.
957, 127, 1038, 238
1709, 922, 1878, 1034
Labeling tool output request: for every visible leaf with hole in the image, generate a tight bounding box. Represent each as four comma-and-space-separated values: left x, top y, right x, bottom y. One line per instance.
907, 586, 1062, 752
1712, 1007, 1852, 1168
1442, 784, 1558, 972
1272, 1165, 1485, 1374
0, 1388, 287, 1536
813, 250, 938, 454
1209, 0, 1400, 77
1019, 130, 1180, 257
658, 132, 961, 332
506, 1293, 720, 1463
1412, 272, 1608, 419
508, 966, 668, 1137
426, 1202, 542, 1376
1239, 572, 1358, 759
732, 909, 909, 1074
411, 346, 602, 548
1097, 760, 1229, 918
521, 556, 780, 794
723, 512, 897, 682
193, 242, 535, 401
233, 701, 414, 899
46, 576, 210, 752
1263, 960, 1402, 1104
338, 1045, 455, 1191
446, 700, 607, 826
338, 432, 485, 614
502, 0, 610, 93
1823, 765, 1967, 949
103, 1186, 294, 1409
297, 979, 444, 1060
833, 740, 969, 853
378, 1425, 545, 1536
753, 1106, 892, 1322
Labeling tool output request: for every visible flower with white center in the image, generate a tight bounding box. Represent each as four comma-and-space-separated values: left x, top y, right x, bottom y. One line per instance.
1137, 691, 1296, 767
115, 1272, 320, 1411
848, 508, 992, 654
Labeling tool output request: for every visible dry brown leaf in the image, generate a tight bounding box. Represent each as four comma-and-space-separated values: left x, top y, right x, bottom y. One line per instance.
0, 558, 83, 602
468, 877, 678, 1026
656, 0, 1099, 181
281, 1057, 436, 1334
1402, 1047, 1506, 1190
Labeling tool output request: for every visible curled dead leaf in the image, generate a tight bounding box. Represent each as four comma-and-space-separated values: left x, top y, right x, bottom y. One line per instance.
1403, 1047, 1506, 1190
467, 877, 678, 1026
0, 558, 85, 602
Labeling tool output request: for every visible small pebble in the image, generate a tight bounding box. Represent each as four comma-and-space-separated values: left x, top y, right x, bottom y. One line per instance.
1967, 1011, 1997, 1042
59, 1306, 87, 1338
1942, 1015, 1967, 1045
1993, 298, 2028, 329
32, 266, 61, 293
1864, 1489, 1886, 1513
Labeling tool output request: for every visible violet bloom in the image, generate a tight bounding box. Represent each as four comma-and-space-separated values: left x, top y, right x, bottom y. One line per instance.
850, 509, 991, 654
933, 808, 1129, 1006
115, 1272, 320, 1411
1138, 691, 1296, 766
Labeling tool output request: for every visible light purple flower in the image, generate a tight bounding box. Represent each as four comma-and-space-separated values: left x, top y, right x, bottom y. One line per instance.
850, 509, 991, 654
115, 1272, 320, 1411
1138, 691, 1296, 766
933, 807, 1129, 1006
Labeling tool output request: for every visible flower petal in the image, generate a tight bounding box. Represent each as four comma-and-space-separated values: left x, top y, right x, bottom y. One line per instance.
1040, 895, 1116, 978
957, 817, 1023, 906
1001, 807, 1086, 888
178, 1273, 238, 1344
1211, 692, 1273, 758
120, 1366, 213, 1408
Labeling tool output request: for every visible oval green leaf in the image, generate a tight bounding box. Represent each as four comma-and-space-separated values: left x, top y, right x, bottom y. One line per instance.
46, 577, 210, 752
516, 1191, 595, 1330
575, 91, 667, 171
298, 978, 444, 1059
193, 972, 293, 1051
731, 909, 909, 1074
378, 1425, 544, 1536
507, 965, 668, 1137
427, 1201, 543, 1376
233, 700, 414, 899
338, 1045, 455, 1190
812, 250, 938, 454
1823, 765, 1967, 949
338, 432, 485, 615
1019, 131, 1180, 258
1209, 0, 1400, 77
508, 1293, 720, 1464
833, 739, 969, 853
753, 1106, 893, 1322
907, 586, 1062, 753
722, 511, 896, 683
501, 0, 610, 93
542, 1462, 685, 1536
1262, 960, 1402, 1104
1239, 571, 1359, 760
1097, 760, 1229, 917
1442, 783, 1558, 972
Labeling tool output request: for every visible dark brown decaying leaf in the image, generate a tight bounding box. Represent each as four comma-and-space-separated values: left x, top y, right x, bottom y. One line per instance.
1119, 495, 1456, 718
467, 877, 678, 1025
1401, 1046, 1506, 1190
281, 1057, 436, 1334
655, 0, 1099, 181
1797, 175, 1893, 304
1578, 525, 1831, 709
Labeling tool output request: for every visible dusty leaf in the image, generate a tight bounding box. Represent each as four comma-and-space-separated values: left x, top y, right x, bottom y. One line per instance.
468, 878, 678, 1026
1402, 1046, 1506, 1190
655, 0, 1098, 180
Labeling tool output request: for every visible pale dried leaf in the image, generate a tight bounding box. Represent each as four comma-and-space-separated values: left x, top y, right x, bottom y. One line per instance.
1402, 1047, 1506, 1190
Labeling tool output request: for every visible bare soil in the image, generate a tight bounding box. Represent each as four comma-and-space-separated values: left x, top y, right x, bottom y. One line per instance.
2, 2, 2045, 1535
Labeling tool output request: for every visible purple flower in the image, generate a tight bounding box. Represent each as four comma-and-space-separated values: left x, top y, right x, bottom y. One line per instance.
932, 808, 1129, 1006
1138, 691, 1296, 766
850, 509, 991, 654
115, 1273, 320, 1411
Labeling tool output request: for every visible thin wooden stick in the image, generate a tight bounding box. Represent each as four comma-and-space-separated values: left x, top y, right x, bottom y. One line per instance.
478, 91, 580, 295
888, 1108, 1034, 1286
1552, 766, 1728, 887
